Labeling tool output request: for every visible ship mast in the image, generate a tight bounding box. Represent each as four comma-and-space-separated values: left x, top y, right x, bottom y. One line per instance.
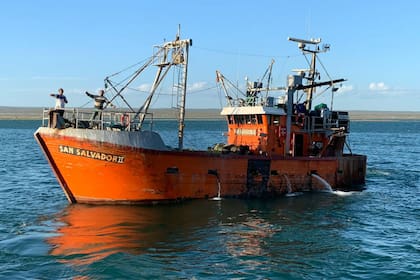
133, 29, 191, 150
175, 27, 190, 150
288, 37, 322, 110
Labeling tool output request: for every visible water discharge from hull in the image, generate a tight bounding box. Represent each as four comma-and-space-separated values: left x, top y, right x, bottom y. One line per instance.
283, 174, 292, 194
285, 192, 303, 197
311, 173, 333, 192
282, 174, 304, 197
333, 190, 357, 196
210, 172, 222, 201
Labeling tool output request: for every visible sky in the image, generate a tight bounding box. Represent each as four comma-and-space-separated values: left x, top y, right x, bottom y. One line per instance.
1, 0, 420, 111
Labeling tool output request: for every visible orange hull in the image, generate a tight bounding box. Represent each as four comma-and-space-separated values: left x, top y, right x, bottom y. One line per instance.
35, 127, 366, 204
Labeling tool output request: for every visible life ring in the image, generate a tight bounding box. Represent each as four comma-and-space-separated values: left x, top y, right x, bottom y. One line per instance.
297, 113, 305, 128
277, 126, 286, 138
120, 113, 130, 126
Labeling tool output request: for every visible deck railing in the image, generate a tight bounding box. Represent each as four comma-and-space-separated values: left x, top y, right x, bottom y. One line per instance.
42, 108, 154, 131
296, 111, 350, 133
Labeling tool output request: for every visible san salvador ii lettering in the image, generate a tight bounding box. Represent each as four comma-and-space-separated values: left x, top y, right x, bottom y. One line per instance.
59, 145, 125, 164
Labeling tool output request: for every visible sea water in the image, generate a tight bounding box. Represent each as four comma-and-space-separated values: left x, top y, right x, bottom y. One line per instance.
0, 120, 419, 279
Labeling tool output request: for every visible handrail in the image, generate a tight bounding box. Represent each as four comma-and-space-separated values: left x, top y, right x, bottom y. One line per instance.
42, 108, 154, 131
297, 112, 349, 133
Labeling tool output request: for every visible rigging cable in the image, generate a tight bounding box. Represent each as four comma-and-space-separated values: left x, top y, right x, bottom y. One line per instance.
106, 57, 151, 79
194, 45, 299, 59
317, 56, 333, 82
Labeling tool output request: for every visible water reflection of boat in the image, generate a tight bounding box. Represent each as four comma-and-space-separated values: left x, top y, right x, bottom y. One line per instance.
49, 205, 148, 265
48, 197, 346, 270
48, 203, 217, 266
48, 201, 275, 266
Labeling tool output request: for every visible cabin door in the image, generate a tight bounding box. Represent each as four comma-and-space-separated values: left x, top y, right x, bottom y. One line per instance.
246, 159, 271, 196
294, 133, 304, 156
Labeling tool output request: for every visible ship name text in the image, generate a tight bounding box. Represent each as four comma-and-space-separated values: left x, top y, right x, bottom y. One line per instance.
59, 145, 125, 164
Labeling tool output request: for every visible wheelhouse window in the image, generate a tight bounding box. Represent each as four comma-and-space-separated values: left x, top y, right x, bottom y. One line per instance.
228, 115, 234, 124
229, 114, 263, 125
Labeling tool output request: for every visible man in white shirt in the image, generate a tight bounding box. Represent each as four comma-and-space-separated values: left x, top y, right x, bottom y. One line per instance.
50, 88, 68, 116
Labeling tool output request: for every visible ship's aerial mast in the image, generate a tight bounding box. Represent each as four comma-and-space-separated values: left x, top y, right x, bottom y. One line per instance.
288, 37, 322, 111
288, 37, 345, 111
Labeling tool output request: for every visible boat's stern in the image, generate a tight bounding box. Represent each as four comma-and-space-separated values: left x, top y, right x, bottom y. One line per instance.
336, 154, 367, 190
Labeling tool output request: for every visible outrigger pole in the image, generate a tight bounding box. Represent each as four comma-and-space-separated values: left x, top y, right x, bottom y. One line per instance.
104, 54, 159, 112
101, 27, 192, 149
135, 28, 192, 150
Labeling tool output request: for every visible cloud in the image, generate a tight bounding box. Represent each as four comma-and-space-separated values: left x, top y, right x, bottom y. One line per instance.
138, 83, 151, 92
336, 84, 353, 93
188, 81, 207, 92
369, 82, 389, 91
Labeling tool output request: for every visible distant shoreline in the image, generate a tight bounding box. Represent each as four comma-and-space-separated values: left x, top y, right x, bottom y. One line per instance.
0, 107, 420, 121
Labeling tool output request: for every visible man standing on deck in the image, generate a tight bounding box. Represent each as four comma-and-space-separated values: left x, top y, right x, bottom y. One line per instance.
50, 88, 68, 116
85, 89, 115, 123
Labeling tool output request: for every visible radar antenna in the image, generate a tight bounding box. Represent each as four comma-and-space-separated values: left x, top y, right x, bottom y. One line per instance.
288, 37, 333, 110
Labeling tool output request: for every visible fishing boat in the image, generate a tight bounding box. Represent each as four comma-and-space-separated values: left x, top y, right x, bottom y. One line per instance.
34, 31, 366, 204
